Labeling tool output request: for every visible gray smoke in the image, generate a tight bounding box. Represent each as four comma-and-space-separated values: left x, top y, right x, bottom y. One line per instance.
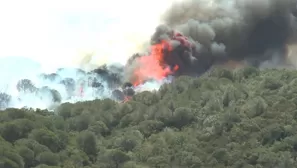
147, 0, 297, 73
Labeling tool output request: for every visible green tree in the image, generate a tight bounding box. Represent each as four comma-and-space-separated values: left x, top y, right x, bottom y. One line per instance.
138, 120, 164, 138
29, 129, 61, 152
68, 114, 91, 131
56, 103, 72, 120
169, 107, 195, 129
0, 140, 24, 168
104, 149, 130, 168
17, 146, 34, 168
88, 121, 110, 136
76, 131, 97, 158
0, 118, 35, 142
0, 122, 21, 142
36, 151, 59, 166
15, 138, 50, 157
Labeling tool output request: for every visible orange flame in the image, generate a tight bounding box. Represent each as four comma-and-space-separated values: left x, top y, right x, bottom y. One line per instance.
122, 96, 132, 103
79, 84, 84, 97
132, 40, 179, 86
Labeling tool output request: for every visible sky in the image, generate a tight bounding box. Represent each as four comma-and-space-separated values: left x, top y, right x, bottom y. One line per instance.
0, 0, 179, 73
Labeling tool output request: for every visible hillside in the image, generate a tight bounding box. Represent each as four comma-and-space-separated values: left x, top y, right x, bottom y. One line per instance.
1, 66, 297, 168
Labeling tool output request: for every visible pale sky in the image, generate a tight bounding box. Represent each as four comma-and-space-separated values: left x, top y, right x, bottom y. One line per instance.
0, 0, 177, 72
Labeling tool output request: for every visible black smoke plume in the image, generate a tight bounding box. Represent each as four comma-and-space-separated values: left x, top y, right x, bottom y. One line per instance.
3, 0, 297, 109
56, 0, 297, 89
129, 0, 297, 76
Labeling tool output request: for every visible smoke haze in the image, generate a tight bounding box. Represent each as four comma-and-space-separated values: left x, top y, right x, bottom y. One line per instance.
0, 0, 179, 110
0, 57, 166, 110
1, 0, 297, 110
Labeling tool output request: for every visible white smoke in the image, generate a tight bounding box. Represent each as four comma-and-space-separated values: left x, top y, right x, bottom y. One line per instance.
0, 0, 182, 110
134, 76, 174, 92
0, 56, 167, 110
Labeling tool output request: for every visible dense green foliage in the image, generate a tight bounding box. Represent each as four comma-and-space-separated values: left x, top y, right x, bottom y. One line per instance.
1, 66, 297, 168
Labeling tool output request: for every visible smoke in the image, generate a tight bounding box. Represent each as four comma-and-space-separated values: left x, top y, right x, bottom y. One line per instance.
140, 0, 297, 75
0, 57, 167, 110
1, 0, 297, 110
0, 0, 181, 110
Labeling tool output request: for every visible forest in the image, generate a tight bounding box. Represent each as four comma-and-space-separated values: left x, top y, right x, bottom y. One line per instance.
1, 66, 297, 168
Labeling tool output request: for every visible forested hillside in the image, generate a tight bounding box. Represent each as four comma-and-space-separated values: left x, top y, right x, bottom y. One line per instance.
1, 66, 297, 168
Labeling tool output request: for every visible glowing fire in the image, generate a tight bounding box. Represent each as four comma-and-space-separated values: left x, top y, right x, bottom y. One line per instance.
132, 40, 179, 86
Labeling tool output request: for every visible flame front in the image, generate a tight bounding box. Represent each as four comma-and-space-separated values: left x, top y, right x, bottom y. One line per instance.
132, 40, 179, 86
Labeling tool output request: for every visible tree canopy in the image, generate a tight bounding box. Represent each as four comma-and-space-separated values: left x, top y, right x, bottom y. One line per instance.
1, 66, 297, 168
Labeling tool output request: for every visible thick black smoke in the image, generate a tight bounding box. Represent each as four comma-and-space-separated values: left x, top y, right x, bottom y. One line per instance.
66, 0, 297, 88
4, 0, 297, 109
139, 0, 297, 75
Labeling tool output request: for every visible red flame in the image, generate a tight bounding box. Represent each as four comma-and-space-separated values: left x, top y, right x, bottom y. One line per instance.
79, 84, 84, 97
122, 96, 132, 103
132, 40, 179, 86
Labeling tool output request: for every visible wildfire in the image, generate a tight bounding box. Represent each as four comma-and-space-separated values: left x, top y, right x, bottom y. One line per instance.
132, 40, 179, 86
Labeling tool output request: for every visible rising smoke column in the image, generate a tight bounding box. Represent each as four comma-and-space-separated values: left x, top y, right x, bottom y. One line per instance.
2, 0, 297, 110
126, 0, 297, 81
165, 0, 297, 62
